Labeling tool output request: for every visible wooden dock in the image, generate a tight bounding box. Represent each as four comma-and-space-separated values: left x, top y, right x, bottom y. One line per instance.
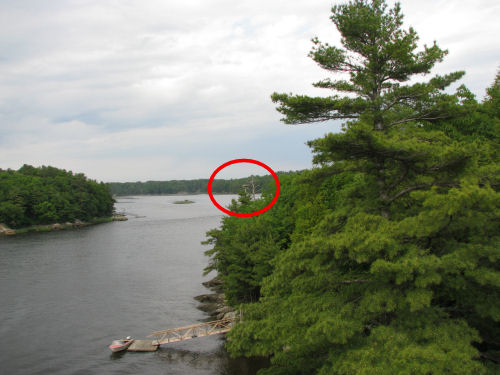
127, 340, 159, 352
147, 318, 234, 346
116, 318, 235, 352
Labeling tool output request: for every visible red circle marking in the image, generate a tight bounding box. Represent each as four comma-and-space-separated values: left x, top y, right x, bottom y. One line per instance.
207, 159, 280, 217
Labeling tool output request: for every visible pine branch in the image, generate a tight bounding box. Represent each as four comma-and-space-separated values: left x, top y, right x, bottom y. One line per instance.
382, 91, 428, 112
389, 182, 459, 202
480, 352, 500, 364
284, 114, 359, 124
388, 113, 452, 127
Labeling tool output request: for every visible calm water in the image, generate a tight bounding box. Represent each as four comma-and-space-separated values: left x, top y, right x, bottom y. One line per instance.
0, 195, 266, 375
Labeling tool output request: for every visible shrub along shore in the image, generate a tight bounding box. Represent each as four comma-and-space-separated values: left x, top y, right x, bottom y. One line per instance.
0, 215, 127, 237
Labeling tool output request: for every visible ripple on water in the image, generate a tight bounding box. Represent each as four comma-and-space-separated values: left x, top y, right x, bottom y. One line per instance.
0, 195, 265, 375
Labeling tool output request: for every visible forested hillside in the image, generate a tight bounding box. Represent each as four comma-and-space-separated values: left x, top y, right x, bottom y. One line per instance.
108, 174, 286, 195
0, 165, 115, 229
204, 1, 500, 374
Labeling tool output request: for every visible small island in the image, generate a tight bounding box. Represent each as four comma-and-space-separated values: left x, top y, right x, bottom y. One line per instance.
0, 164, 118, 236
173, 199, 195, 204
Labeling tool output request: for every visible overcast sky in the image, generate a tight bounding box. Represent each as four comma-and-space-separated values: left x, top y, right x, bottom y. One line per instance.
1, 0, 499, 182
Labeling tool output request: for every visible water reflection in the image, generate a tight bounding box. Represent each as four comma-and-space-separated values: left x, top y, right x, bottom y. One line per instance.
155, 344, 269, 375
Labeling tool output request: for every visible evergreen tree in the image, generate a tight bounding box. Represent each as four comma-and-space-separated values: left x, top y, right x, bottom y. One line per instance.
204, 174, 298, 305
0, 165, 115, 228
223, 1, 500, 373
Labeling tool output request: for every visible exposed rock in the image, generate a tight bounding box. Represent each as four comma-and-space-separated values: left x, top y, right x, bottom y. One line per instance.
196, 277, 235, 321
0, 217, 121, 237
202, 277, 224, 293
0, 223, 16, 236
223, 311, 237, 321
216, 312, 225, 320
194, 292, 229, 319
215, 306, 233, 315
194, 293, 221, 303
112, 215, 128, 221
196, 302, 220, 313
202, 277, 223, 289
74, 219, 84, 227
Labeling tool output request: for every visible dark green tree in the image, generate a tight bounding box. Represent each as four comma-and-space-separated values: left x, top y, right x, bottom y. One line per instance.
0, 165, 115, 228
204, 175, 296, 305
223, 1, 499, 374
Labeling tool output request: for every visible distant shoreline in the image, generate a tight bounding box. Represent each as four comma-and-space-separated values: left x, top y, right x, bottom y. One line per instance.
115, 193, 238, 197
107, 173, 286, 196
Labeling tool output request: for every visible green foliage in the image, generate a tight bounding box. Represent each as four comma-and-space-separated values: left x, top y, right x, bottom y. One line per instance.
0, 165, 115, 228
204, 1, 500, 373
203, 173, 301, 305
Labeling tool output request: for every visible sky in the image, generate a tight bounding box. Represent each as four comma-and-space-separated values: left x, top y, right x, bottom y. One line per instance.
1, 0, 499, 182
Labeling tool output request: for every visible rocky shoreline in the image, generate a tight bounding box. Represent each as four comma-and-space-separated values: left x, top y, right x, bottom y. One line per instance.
0, 215, 127, 237
195, 277, 237, 321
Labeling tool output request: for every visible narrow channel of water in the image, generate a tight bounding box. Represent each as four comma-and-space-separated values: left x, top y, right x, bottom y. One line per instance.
0, 195, 266, 375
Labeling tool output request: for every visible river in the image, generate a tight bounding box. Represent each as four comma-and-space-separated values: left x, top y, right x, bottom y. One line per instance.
0, 195, 267, 375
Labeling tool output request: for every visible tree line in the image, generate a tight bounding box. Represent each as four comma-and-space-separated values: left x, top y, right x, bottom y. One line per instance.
107, 174, 289, 196
204, 1, 500, 374
0, 165, 115, 229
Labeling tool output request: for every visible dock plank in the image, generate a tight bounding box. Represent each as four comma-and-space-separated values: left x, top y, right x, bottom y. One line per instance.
127, 340, 158, 352
149, 318, 234, 346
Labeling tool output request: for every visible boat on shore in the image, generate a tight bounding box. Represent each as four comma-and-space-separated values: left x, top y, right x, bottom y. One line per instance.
109, 337, 134, 352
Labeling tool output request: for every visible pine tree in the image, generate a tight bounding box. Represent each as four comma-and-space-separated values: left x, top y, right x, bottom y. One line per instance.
225, 1, 500, 373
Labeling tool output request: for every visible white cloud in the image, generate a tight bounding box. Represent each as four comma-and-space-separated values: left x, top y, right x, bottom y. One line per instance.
1, 0, 499, 181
